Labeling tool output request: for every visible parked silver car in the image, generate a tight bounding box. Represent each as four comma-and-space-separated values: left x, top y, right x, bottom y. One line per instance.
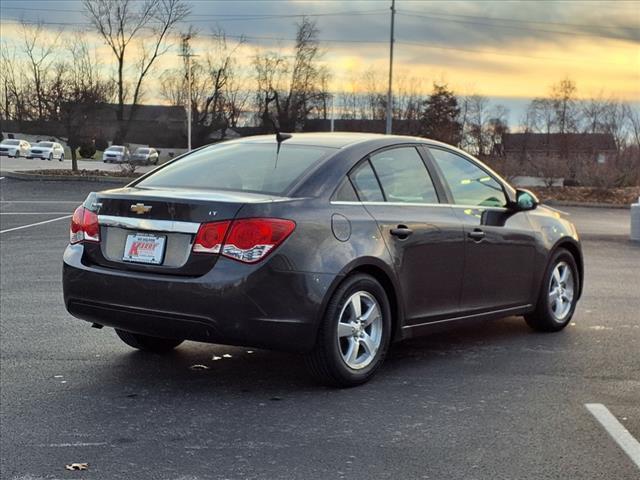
102, 145, 130, 163
27, 141, 65, 161
0, 139, 31, 158
130, 147, 159, 165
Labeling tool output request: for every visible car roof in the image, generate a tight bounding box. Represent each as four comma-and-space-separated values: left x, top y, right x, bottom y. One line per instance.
227, 132, 443, 149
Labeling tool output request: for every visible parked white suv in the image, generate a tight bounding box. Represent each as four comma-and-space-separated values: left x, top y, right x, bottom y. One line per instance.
102, 145, 130, 163
27, 141, 65, 161
0, 139, 31, 158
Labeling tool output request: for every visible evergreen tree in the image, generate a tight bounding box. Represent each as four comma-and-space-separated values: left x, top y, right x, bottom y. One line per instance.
420, 83, 462, 145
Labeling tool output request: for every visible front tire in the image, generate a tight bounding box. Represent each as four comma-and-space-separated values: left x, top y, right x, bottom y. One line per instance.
115, 329, 183, 353
525, 248, 579, 332
306, 274, 392, 387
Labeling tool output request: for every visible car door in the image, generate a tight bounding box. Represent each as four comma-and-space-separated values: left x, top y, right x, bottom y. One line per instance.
349, 145, 466, 324
426, 147, 537, 312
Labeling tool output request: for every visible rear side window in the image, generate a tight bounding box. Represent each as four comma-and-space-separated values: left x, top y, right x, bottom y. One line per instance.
349, 161, 384, 201
370, 147, 438, 204
136, 143, 332, 195
429, 148, 507, 207
333, 179, 359, 202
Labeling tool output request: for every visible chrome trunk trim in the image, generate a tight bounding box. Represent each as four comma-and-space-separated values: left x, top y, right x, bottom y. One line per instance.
98, 215, 200, 234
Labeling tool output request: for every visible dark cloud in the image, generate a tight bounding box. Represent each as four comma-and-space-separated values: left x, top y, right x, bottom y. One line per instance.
2, 0, 637, 49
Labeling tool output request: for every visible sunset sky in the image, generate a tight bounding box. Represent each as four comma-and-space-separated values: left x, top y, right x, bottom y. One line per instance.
1, 0, 639, 124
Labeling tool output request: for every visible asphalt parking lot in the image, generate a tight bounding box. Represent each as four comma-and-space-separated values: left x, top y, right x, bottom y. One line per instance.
1, 177, 638, 480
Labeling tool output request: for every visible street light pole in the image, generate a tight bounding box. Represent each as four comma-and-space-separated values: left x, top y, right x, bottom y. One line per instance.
385, 0, 396, 135
178, 34, 197, 151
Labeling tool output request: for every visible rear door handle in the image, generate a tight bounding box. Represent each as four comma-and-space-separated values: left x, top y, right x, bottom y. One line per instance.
390, 225, 413, 239
468, 228, 485, 241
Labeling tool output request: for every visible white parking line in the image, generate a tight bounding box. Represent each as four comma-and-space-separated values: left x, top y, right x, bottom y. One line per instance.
0, 212, 71, 215
586, 403, 640, 469
0, 215, 71, 234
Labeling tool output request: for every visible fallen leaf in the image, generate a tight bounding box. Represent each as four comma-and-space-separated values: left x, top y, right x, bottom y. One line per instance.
189, 364, 210, 370
65, 463, 88, 471
212, 355, 222, 361
222, 354, 232, 358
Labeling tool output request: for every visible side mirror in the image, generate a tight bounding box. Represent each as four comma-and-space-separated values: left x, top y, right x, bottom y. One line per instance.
514, 189, 539, 211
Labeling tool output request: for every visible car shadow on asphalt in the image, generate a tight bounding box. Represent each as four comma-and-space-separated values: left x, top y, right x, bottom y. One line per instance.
97, 315, 547, 394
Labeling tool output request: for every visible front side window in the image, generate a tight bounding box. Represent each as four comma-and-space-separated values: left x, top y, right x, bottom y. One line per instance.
370, 147, 438, 204
429, 148, 507, 207
136, 142, 333, 195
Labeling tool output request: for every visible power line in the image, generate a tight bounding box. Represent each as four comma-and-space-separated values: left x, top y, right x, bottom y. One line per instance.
0, 7, 388, 21
397, 11, 639, 42
399, 8, 635, 31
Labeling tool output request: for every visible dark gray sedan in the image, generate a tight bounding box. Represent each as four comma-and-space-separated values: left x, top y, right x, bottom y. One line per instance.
63, 133, 583, 386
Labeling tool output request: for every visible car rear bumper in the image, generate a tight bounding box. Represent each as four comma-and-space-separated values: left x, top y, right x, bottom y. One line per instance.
62, 244, 338, 352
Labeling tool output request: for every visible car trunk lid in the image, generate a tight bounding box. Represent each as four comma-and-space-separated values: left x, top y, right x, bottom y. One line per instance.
83, 186, 289, 276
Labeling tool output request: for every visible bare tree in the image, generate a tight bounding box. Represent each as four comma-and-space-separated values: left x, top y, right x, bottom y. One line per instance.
525, 98, 555, 134
624, 104, 640, 148
466, 94, 490, 156
82, 0, 189, 142
0, 42, 30, 121
20, 22, 61, 120
57, 36, 116, 171
254, 17, 328, 132
550, 77, 579, 134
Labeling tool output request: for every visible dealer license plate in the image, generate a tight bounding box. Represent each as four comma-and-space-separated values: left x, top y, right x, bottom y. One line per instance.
123, 233, 166, 265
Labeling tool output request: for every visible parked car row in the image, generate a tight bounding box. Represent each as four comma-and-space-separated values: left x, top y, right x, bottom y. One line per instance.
0, 139, 65, 161
103, 146, 159, 165
0, 139, 161, 165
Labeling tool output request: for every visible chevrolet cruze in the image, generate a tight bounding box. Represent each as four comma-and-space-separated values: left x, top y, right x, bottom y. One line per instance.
63, 133, 583, 386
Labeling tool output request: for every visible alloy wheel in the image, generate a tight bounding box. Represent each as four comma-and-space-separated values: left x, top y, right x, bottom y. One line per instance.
336, 291, 383, 370
548, 261, 575, 322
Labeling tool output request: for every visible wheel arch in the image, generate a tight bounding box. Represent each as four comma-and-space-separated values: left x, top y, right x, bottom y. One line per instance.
319, 259, 404, 343
551, 238, 584, 299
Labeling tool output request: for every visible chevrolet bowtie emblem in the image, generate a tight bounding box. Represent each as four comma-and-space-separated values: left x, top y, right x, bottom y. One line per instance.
130, 203, 152, 215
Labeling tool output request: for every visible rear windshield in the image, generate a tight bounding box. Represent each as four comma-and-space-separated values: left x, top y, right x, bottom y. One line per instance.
2, 140, 20, 145
136, 142, 333, 195
37, 142, 53, 147
108, 146, 124, 152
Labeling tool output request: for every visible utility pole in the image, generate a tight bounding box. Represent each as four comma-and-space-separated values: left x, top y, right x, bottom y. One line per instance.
178, 34, 198, 151
330, 93, 335, 132
385, 0, 396, 135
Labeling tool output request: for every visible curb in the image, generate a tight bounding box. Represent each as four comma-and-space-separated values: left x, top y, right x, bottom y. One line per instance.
0, 170, 137, 184
544, 200, 631, 210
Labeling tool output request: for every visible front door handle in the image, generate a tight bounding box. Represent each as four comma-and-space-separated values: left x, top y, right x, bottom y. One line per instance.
468, 228, 485, 241
390, 225, 413, 239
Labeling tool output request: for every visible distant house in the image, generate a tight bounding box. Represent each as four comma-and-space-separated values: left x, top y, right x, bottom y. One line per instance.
87, 103, 186, 147
502, 133, 617, 167
206, 127, 241, 142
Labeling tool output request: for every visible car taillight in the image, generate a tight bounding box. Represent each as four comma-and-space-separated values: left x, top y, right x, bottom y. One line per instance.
192, 221, 231, 253
70, 206, 100, 244
192, 218, 295, 263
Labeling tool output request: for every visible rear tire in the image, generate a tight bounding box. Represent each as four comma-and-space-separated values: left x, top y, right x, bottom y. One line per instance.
115, 329, 183, 353
525, 248, 579, 332
59, 154, 64, 162
305, 274, 392, 387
